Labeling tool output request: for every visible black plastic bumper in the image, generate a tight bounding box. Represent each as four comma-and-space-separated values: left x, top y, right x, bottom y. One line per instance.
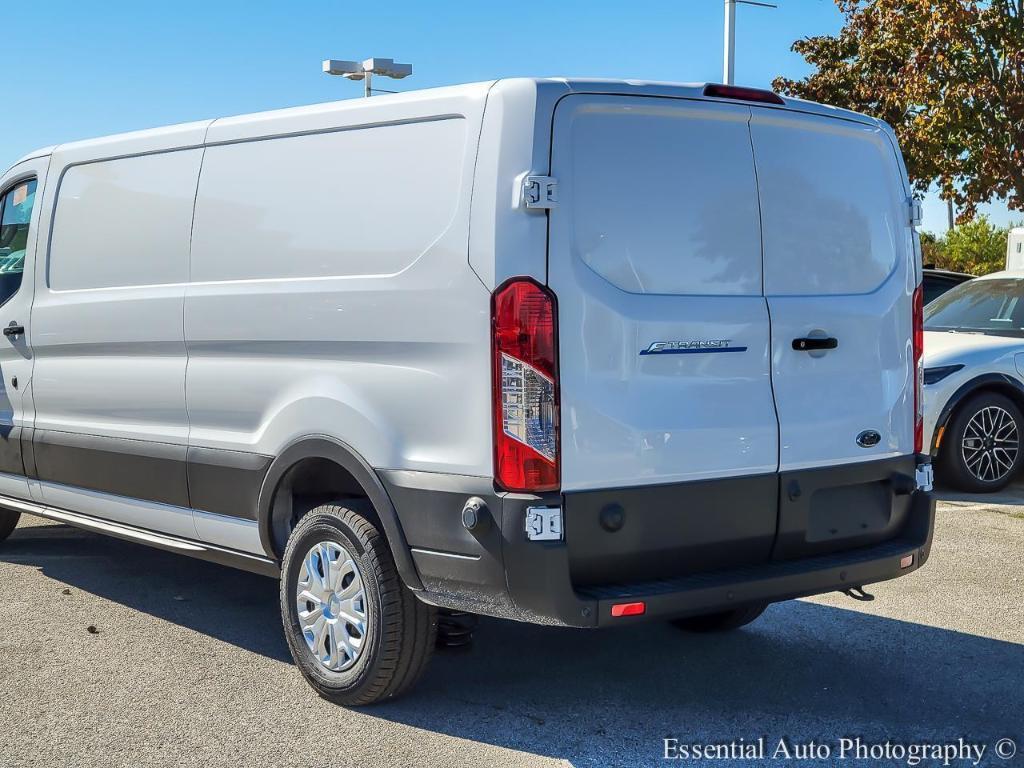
503, 486, 934, 628
380, 463, 936, 629
580, 523, 931, 626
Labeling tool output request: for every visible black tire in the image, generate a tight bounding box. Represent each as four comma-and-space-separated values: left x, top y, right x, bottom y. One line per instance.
0, 509, 19, 543
280, 502, 437, 706
937, 391, 1024, 493
670, 602, 768, 632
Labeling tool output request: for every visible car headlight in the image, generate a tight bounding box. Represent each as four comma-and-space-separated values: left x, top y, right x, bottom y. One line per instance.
923, 364, 964, 385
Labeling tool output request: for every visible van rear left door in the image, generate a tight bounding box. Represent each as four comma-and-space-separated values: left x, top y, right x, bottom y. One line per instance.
547, 95, 780, 583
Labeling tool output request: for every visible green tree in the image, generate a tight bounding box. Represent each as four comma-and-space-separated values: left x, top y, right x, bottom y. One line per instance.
773, 0, 1024, 221
927, 216, 1009, 273
919, 230, 944, 267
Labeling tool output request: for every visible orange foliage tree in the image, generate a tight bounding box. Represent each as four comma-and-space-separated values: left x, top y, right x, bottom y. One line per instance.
774, 0, 1024, 220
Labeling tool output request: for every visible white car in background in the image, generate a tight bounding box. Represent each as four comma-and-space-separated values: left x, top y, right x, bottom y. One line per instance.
924, 271, 1024, 491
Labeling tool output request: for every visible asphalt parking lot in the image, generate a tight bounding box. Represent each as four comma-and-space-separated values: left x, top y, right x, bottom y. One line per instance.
1, 492, 1022, 768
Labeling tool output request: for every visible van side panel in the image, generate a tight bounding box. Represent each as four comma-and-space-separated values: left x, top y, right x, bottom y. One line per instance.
30, 147, 203, 536
186, 111, 491, 546
468, 79, 568, 289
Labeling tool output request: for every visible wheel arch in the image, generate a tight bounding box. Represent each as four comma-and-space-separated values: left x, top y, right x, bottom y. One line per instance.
257, 435, 423, 591
932, 373, 1024, 455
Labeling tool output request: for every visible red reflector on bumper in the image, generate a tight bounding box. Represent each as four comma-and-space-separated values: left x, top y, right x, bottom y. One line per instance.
610, 601, 646, 617
900, 554, 914, 569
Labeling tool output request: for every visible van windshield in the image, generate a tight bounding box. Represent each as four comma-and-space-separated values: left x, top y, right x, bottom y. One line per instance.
924, 278, 1024, 337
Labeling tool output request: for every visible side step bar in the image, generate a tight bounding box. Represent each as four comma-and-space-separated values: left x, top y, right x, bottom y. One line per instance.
0, 494, 280, 578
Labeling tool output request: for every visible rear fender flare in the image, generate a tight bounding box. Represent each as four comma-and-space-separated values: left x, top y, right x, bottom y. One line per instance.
256, 435, 423, 591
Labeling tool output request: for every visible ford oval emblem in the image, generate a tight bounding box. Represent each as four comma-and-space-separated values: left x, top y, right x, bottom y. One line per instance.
856, 430, 882, 448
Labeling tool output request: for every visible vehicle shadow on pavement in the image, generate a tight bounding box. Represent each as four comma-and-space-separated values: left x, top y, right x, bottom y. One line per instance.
5, 520, 1022, 767
383, 605, 1023, 764
1, 521, 290, 662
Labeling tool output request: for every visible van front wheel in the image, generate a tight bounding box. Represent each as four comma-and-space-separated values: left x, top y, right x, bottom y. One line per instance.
280, 502, 437, 706
670, 602, 768, 632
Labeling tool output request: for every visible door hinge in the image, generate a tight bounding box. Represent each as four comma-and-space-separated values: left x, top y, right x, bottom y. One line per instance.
908, 197, 923, 227
522, 175, 558, 210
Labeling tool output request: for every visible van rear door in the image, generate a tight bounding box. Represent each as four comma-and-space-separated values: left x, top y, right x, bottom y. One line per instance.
547, 95, 780, 583
749, 108, 918, 558
750, 110, 915, 468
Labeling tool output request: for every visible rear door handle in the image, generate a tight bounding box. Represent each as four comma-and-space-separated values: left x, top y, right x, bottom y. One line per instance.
792, 337, 838, 351
3, 324, 24, 337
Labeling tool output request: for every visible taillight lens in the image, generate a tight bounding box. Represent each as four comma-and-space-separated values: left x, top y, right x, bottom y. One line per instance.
492, 278, 559, 492
913, 283, 924, 453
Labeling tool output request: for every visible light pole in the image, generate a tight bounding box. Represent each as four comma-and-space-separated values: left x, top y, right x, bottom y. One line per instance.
322, 57, 413, 97
723, 0, 777, 84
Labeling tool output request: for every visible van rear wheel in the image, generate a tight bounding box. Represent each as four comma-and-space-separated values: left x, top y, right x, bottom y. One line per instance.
0, 509, 19, 543
280, 502, 437, 706
670, 602, 768, 632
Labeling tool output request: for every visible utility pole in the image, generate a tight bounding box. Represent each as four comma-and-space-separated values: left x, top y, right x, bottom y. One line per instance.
724, 0, 737, 85
947, 198, 955, 230
723, 0, 778, 85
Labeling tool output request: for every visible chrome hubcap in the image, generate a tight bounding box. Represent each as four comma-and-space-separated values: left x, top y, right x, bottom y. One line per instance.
961, 405, 1019, 483
296, 541, 368, 672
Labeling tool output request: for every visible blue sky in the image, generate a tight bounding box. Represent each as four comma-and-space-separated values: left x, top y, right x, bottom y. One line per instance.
1, 0, 1014, 234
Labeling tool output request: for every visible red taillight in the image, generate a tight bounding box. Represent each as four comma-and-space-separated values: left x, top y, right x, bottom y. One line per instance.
703, 84, 786, 105
610, 602, 646, 618
913, 283, 924, 454
492, 278, 559, 493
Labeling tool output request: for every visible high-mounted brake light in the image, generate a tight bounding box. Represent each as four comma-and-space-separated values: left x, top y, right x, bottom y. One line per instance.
703, 84, 786, 105
913, 284, 924, 454
492, 278, 559, 493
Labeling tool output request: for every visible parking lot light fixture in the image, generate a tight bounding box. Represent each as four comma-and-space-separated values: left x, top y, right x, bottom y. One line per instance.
322, 57, 413, 98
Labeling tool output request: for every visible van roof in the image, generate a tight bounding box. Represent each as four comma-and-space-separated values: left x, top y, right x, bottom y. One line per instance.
7, 77, 886, 174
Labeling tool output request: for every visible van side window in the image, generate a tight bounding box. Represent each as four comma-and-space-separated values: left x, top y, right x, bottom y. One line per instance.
0, 179, 37, 306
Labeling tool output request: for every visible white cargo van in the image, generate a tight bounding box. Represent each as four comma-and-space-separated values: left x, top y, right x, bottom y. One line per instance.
0, 79, 934, 705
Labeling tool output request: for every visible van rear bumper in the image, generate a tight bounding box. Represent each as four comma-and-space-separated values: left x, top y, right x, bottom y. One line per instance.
380, 461, 935, 629
587, 531, 930, 626
499, 486, 933, 628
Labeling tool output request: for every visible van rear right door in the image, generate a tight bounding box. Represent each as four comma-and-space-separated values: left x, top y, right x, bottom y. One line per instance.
750, 107, 918, 559
751, 108, 916, 471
